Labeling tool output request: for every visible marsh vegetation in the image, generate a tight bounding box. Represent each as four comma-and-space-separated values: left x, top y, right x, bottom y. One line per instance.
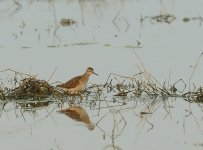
0, 0, 203, 150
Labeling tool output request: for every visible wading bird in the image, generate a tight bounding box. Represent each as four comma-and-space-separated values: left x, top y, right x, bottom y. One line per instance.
57, 67, 98, 94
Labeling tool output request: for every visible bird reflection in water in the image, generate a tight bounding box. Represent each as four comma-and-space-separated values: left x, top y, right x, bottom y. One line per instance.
57, 106, 95, 130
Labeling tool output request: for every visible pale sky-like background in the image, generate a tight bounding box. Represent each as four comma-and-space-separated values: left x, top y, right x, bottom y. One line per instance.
0, 0, 203, 150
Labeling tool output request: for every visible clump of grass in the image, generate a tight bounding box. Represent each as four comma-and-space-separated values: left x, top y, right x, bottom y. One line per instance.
0, 69, 62, 101
0, 50, 203, 104
183, 87, 203, 103
0, 86, 5, 100
0, 69, 201, 103
7, 77, 55, 100
102, 49, 203, 104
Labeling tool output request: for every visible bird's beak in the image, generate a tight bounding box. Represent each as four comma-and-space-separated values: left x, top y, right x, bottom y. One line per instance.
93, 72, 99, 76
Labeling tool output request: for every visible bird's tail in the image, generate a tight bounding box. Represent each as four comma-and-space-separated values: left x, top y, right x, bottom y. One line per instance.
56, 109, 66, 114
54, 85, 68, 93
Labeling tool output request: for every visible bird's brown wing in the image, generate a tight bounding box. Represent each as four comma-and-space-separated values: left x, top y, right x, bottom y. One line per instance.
57, 76, 82, 89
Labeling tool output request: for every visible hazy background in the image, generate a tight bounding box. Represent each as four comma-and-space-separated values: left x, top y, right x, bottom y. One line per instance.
0, 0, 203, 150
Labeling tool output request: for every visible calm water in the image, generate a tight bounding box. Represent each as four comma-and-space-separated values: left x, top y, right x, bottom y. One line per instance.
0, 0, 203, 150
0, 97, 202, 150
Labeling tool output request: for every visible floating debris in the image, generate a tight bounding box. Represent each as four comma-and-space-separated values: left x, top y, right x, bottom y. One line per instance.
142, 14, 203, 26
21, 46, 31, 49
47, 45, 59, 48
60, 18, 77, 27
140, 111, 152, 115
182, 16, 203, 26
151, 14, 176, 24
104, 44, 111, 47
182, 17, 190, 22
70, 42, 98, 46
141, 14, 176, 25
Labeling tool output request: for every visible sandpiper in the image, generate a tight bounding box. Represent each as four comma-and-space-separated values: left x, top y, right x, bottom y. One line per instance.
57, 67, 98, 94
57, 106, 95, 130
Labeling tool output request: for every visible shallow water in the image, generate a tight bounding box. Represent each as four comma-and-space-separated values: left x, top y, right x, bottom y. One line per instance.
0, 96, 202, 150
0, 0, 203, 150
0, 0, 203, 85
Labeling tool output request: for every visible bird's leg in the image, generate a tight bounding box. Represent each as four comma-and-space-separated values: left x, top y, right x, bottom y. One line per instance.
79, 92, 84, 102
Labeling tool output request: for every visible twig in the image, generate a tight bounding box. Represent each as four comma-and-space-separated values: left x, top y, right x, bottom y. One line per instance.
47, 67, 57, 82
112, 11, 120, 32
189, 51, 203, 90
124, 17, 130, 33
0, 69, 35, 78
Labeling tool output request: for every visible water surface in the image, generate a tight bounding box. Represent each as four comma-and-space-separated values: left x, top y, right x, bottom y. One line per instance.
0, 0, 203, 150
